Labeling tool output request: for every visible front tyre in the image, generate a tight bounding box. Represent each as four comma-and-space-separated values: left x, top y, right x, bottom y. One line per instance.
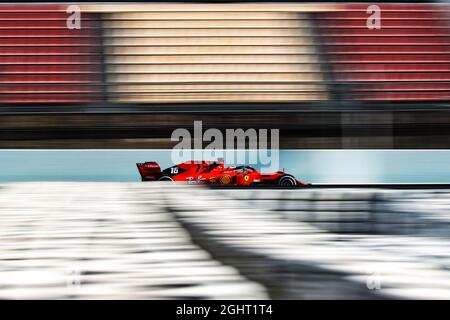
278, 175, 297, 187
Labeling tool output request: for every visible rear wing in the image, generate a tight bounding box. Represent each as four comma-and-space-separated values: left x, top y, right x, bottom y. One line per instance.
136, 162, 161, 181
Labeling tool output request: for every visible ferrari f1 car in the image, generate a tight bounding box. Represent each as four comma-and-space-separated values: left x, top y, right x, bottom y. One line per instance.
136, 159, 310, 187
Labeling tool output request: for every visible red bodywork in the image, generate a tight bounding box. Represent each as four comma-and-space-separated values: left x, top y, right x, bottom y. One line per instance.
136, 160, 310, 187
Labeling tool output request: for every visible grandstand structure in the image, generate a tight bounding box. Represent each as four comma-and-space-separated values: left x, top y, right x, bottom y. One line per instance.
0, 3, 449, 148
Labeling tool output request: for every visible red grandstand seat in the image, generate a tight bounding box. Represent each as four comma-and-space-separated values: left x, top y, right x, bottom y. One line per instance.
0, 5, 102, 104
317, 4, 450, 102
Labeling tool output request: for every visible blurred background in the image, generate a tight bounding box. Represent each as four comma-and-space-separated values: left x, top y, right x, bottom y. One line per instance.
0, 1, 449, 149
1, 1, 450, 300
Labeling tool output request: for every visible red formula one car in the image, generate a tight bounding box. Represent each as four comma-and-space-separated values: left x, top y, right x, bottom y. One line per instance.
136, 159, 310, 187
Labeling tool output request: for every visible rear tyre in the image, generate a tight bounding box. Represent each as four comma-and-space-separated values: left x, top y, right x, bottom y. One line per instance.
158, 175, 174, 182
278, 175, 297, 187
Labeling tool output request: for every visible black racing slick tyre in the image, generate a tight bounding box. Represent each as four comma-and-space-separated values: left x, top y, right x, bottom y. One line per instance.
158, 175, 174, 182
278, 175, 297, 187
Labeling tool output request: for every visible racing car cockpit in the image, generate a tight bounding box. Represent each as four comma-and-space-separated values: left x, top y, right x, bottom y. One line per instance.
234, 166, 256, 173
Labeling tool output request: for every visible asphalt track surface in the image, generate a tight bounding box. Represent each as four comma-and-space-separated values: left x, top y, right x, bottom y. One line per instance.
1, 182, 450, 299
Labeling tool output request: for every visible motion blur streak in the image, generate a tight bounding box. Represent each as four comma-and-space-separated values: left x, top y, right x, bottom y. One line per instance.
2, 150, 450, 184
0, 183, 267, 299
0, 5, 102, 103
1, 182, 450, 299
1, 3, 449, 105
1, 3, 450, 149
